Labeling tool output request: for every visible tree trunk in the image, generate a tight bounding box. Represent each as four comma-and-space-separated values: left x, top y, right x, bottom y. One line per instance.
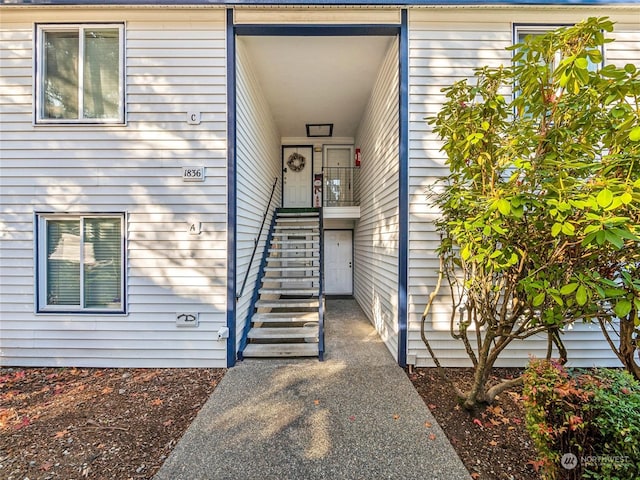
462, 333, 494, 409
619, 316, 640, 382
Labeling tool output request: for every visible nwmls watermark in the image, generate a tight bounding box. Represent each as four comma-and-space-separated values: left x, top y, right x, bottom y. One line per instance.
561, 452, 631, 470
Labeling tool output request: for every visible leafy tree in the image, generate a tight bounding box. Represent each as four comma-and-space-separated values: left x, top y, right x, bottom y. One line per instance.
425, 17, 640, 409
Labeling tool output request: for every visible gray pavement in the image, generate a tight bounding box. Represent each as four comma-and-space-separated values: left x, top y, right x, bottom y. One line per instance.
154, 298, 470, 480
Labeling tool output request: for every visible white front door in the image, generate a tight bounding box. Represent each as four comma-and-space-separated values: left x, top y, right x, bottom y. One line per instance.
283, 146, 313, 208
324, 230, 353, 295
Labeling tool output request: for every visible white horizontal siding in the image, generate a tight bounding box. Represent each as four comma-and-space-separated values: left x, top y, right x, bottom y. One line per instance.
407, 7, 639, 368
0, 9, 228, 368
234, 37, 282, 355
354, 37, 400, 360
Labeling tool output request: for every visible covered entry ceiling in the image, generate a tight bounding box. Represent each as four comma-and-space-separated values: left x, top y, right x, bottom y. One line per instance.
241, 36, 394, 138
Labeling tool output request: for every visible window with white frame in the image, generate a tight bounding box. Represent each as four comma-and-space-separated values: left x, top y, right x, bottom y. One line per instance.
37, 214, 125, 312
514, 24, 602, 72
35, 24, 124, 123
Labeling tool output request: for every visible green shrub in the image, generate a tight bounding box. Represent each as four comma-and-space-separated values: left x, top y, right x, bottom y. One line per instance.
523, 359, 640, 480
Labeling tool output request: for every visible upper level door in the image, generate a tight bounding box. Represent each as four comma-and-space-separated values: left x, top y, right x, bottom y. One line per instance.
283, 146, 313, 208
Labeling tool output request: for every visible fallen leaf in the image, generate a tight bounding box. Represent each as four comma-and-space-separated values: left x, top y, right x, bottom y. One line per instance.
471, 473, 480, 479
313, 400, 320, 405
163, 419, 173, 427
151, 398, 163, 406
428, 433, 436, 440
392, 414, 400, 420
527, 459, 545, 473
14, 415, 30, 430
40, 460, 53, 471
349, 415, 356, 422
427, 403, 437, 410
54, 429, 68, 438
424, 421, 432, 428
101, 387, 113, 395
489, 440, 498, 446
473, 418, 483, 428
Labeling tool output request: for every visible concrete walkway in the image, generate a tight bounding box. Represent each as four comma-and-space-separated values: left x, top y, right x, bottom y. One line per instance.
154, 299, 470, 480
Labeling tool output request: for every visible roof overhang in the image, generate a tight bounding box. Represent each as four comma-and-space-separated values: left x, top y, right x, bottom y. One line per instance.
2, 0, 638, 7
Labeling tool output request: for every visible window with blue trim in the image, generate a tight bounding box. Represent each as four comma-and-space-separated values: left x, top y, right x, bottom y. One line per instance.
37, 214, 125, 313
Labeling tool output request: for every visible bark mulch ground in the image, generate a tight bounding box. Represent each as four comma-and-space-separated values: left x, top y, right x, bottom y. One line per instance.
2, 365, 540, 480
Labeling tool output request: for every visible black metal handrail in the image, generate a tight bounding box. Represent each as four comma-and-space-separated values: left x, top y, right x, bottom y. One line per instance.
236, 177, 278, 300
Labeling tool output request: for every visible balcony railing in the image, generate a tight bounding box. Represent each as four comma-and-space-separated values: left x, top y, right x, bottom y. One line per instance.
322, 167, 360, 207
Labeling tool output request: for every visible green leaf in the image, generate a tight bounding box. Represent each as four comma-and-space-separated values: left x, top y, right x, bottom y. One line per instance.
551, 223, 562, 237
561, 223, 575, 236
621, 192, 633, 204
596, 189, 613, 208
533, 292, 546, 307
576, 286, 588, 306
624, 63, 637, 74
630, 126, 640, 142
496, 199, 511, 215
574, 57, 589, 70
604, 230, 624, 249
614, 300, 632, 319
560, 283, 579, 295
551, 294, 564, 307
461, 244, 471, 261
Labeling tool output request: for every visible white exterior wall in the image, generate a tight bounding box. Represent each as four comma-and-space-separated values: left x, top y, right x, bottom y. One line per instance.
234, 37, 282, 354
354, 37, 400, 360
0, 8, 228, 367
407, 7, 640, 367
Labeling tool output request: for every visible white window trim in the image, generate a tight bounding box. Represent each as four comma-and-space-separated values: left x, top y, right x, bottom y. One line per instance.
513, 23, 604, 68
36, 213, 127, 314
34, 23, 126, 125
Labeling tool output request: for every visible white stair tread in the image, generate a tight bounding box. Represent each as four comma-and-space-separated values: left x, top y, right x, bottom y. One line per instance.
274, 225, 319, 230
262, 276, 319, 283
259, 288, 318, 295
264, 267, 319, 272
252, 312, 320, 323
277, 212, 319, 217
243, 343, 318, 358
256, 299, 319, 308
277, 217, 319, 223
248, 326, 318, 340
269, 248, 318, 254
271, 242, 320, 248
266, 259, 319, 265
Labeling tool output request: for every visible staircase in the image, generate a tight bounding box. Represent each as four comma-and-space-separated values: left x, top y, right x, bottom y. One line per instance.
241, 208, 324, 359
